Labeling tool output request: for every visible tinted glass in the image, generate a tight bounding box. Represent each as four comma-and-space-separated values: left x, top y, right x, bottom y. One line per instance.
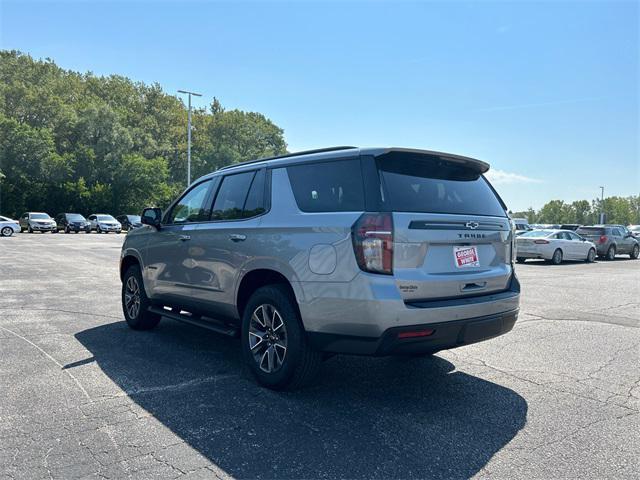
520, 230, 552, 238
242, 169, 266, 218
377, 156, 506, 217
67, 214, 85, 221
168, 180, 212, 224
576, 227, 604, 235
97, 215, 116, 222
287, 159, 365, 212
612, 228, 621, 236
30, 213, 50, 219
128, 215, 141, 222
568, 232, 581, 241
212, 172, 255, 220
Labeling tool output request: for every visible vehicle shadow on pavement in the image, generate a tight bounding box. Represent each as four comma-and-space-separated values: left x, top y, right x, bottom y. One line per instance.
75, 319, 528, 479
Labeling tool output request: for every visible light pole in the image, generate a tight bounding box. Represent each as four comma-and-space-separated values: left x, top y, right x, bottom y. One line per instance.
178, 89, 202, 186
599, 186, 605, 223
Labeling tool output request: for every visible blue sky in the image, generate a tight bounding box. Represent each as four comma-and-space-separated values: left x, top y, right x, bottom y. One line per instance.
1, 0, 638, 211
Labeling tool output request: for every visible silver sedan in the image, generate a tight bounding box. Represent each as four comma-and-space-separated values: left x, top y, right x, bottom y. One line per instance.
0, 216, 20, 237
516, 229, 597, 264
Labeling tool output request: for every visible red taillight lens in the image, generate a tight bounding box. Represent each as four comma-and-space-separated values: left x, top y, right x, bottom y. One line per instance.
599, 235, 608, 244
352, 212, 393, 275
534, 239, 550, 244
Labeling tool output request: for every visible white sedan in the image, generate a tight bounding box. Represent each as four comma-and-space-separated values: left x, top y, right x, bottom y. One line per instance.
0, 215, 20, 237
516, 229, 597, 264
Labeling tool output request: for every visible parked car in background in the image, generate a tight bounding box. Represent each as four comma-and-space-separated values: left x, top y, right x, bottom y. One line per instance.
628, 225, 640, 239
117, 215, 142, 231
560, 224, 581, 231
575, 225, 639, 260
120, 146, 520, 390
516, 229, 597, 264
0, 215, 20, 236
88, 214, 122, 233
19, 212, 57, 233
55, 213, 91, 233
512, 218, 532, 235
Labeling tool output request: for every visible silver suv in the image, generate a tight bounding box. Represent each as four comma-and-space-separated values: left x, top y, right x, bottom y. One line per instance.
120, 147, 520, 389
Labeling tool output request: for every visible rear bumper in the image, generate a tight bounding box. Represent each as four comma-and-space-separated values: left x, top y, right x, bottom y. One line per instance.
307, 308, 518, 356
297, 272, 520, 347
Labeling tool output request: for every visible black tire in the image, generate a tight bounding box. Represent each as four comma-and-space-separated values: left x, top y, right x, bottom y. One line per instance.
550, 249, 563, 265
516, 257, 526, 264
1, 226, 13, 237
241, 285, 322, 390
630, 244, 639, 259
606, 245, 616, 261
586, 248, 596, 263
121, 265, 161, 330
97, 225, 102, 234
65, 226, 70, 234
28, 225, 33, 233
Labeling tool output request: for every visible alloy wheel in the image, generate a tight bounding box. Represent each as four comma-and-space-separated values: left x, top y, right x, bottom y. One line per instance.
1, 227, 12, 237
124, 276, 141, 319
248, 304, 288, 374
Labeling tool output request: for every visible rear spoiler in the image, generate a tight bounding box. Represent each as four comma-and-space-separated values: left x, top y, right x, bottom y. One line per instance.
372, 148, 490, 174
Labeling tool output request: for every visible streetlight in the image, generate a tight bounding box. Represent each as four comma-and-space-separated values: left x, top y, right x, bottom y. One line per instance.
599, 186, 605, 223
178, 89, 202, 186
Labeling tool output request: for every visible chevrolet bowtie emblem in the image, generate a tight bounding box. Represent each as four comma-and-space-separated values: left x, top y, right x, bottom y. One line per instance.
465, 221, 480, 230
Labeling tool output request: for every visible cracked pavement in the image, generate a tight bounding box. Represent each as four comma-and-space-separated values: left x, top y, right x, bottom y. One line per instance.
1, 234, 638, 479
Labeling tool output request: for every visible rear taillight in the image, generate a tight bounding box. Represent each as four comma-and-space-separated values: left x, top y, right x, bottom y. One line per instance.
599, 235, 608, 244
534, 239, 550, 244
352, 212, 393, 275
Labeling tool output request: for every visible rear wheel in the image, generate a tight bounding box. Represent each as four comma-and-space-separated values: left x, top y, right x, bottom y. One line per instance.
1, 227, 13, 237
550, 249, 563, 265
630, 244, 639, 259
121, 265, 161, 330
586, 248, 596, 263
516, 257, 526, 264
241, 285, 322, 390
606, 245, 616, 261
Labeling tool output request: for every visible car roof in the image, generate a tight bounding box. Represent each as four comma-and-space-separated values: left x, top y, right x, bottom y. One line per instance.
195, 146, 490, 182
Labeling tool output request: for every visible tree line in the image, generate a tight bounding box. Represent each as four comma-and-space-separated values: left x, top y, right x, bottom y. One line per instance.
0, 51, 286, 217
511, 196, 640, 226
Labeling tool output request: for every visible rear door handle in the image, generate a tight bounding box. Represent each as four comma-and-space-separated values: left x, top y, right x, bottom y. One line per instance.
179, 235, 191, 241
229, 234, 246, 242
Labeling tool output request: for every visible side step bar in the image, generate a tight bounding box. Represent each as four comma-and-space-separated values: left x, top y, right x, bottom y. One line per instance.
148, 306, 239, 337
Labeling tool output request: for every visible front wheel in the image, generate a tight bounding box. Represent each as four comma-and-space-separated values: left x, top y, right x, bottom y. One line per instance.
241, 285, 322, 390
28, 225, 33, 233
1, 227, 13, 237
630, 244, 639, 259
606, 245, 616, 261
586, 248, 596, 263
550, 249, 563, 265
121, 265, 161, 330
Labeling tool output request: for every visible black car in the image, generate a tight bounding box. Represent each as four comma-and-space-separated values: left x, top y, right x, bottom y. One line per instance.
117, 215, 142, 231
55, 213, 91, 233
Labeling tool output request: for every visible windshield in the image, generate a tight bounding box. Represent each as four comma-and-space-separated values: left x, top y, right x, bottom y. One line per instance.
97, 215, 116, 222
520, 230, 553, 238
377, 154, 506, 217
128, 215, 141, 222
67, 214, 86, 221
31, 213, 51, 219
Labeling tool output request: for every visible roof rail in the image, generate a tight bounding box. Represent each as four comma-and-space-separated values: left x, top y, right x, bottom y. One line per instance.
218, 146, 357, 170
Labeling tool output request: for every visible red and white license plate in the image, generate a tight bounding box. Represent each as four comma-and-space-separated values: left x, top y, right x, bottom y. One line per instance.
454, 246, 480, 268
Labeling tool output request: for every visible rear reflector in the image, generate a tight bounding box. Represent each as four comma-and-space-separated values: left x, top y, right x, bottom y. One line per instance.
534, 239, 550, 244
599, 235, 608, 244
397, 329, 435, 339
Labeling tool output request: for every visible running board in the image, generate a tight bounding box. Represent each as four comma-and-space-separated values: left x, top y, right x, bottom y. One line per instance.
148, 306, 239, 337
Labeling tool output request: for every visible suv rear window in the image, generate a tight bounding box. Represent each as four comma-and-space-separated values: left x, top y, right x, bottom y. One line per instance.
576, 227, 605, 235
376, 154, 506, 217
287, 159, 365, 212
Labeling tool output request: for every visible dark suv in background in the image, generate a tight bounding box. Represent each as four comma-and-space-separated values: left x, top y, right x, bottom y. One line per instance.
55, 213, 91, 233
576, 225, 639, 260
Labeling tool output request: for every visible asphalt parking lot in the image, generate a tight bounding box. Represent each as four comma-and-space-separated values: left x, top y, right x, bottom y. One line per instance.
1, 233, 638, 479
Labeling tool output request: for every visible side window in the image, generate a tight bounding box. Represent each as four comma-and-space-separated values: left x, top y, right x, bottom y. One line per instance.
242, 169, 266, 218
167, 180, 213, 224
286, 159, 365, 212
612, 228, 621, 237
211, 171, 255, 221
568, 232, 581, 241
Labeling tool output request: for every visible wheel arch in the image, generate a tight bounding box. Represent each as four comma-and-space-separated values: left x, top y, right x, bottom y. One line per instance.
236, 268, 302, 321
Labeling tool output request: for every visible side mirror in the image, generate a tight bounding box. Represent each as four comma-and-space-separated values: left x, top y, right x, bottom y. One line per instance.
141, 207, 162, 229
